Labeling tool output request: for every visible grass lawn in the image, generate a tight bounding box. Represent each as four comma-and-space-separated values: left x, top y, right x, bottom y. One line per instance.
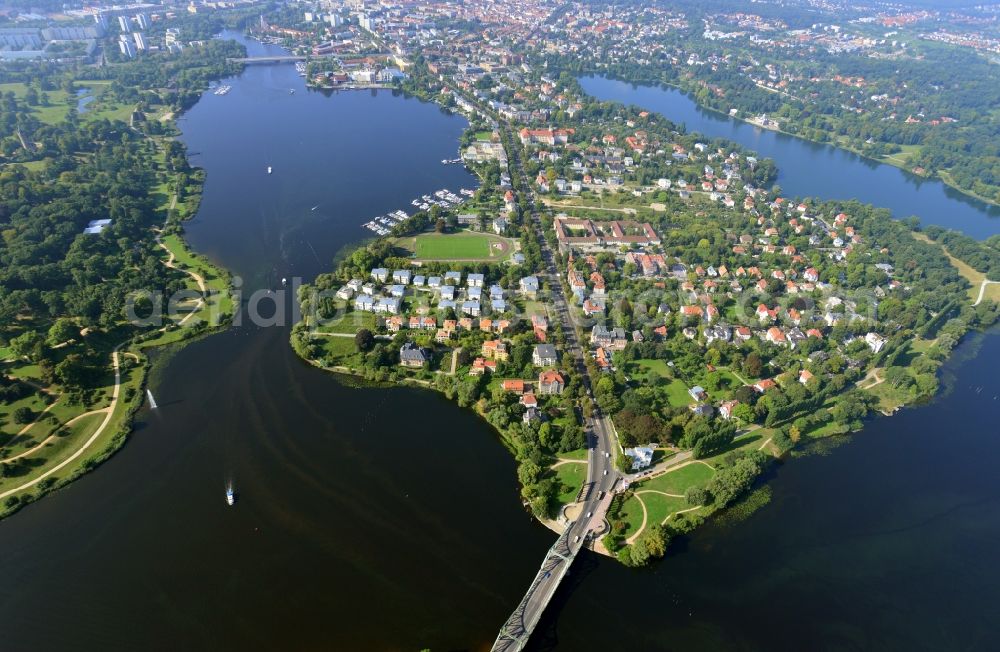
663, 379, 694, 407
639, 462, 715, 496
317, 336, 364, 368
0, 356, 147, 517
0, 83, 73, 125
395, 231, 512, 261
557, 448, 589, 461
632, 358, 671, 378
803, 420, 849, 438
160, 234, 233, 326
636, 491, 690, 525
552, 461, 587, 505
317, 310, 376, 335
617, 494, 647, 540
864, 379, 911, 412
0, 392, 51, 439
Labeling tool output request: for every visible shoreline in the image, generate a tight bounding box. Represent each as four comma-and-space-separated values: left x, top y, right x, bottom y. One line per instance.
289, 64, 999, 565
0, 70, 238, 521
581, 72, 999, 210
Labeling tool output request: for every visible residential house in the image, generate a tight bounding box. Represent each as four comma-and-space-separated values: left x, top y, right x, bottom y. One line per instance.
624, 446, 654, 471
719, 400, 740, 420
502, 379, 526, 394
532, 344, 558, 366
537, 370, 565, 395
482, 339, 509, 361
519, 276, 540, 298
399, 343, 429, 368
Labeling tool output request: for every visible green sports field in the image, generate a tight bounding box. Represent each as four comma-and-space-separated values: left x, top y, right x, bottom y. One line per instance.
396, 231, 512, 261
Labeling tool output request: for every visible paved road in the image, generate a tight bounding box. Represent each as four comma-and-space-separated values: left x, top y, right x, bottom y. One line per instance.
491, 123, 622, 651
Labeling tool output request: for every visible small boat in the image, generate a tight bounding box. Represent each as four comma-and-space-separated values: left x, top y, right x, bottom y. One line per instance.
267, 166, 272, 174
225, 483, 235, 506
281, 277, 287, 286
289, 89, 295, 94
311, 205, 320, 211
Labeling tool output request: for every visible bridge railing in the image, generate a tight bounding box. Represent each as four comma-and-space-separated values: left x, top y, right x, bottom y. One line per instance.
492, 526, 581, 652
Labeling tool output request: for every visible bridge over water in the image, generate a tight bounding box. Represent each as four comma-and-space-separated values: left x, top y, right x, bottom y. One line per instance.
491, 488, 616, 652
229, 55, 307, 64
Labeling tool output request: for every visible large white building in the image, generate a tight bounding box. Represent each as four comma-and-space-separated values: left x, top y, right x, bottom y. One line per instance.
118, 36, 135, 58
132, 31, 147, 52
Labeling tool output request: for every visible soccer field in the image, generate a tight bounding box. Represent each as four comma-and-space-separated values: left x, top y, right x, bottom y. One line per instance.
407, 232, 510, 260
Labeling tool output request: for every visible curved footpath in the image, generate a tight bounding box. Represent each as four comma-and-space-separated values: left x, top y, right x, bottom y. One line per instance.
974, 280, 1000, 307
0, 348, 122, 500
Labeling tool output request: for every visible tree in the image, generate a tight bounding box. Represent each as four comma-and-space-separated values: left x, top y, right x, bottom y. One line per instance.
732, 403, 756, 424
54, 354, 95, 389
355, 328, 375, 352
9, 331, 44, 361
743, 352, 763, 378
47, 318, 77, 346
12, 406, 34, 425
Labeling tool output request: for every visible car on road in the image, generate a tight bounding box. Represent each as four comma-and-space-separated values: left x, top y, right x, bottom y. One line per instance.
603, 469, 608, 476
586, 512, 592, 518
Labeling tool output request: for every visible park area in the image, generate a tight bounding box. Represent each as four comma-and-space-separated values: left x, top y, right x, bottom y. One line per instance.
614, 461, 717, 543
393, 231, 514, 261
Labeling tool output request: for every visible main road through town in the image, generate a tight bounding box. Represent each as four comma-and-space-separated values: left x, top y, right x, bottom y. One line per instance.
490, 110, 622, 651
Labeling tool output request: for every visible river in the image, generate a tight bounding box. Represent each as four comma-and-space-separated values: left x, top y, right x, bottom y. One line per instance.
579, 75, 1000, 240
0, 34, 998, 652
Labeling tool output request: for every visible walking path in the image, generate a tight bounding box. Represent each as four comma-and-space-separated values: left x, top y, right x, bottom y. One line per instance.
551, 458, 587, 469
973, 280, 999, 307
0, 349, 122, 500
156, 230, 207, 326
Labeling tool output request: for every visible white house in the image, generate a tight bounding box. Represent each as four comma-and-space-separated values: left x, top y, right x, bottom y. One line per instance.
624, 446, 655, 471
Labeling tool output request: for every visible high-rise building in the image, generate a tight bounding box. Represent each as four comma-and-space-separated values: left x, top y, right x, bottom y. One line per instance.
118, 16, 130, 32
165, 28, 180, 46
304, 12, 314, 22
94, 12, 108, 30
136, 13, 150, 30
118, 36, 135, 58
326, 13, 344, 27
133, 31, 147, 51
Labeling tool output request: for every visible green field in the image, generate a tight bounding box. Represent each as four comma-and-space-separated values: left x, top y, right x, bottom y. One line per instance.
396, 231, 512, 261
638, 462, 715, 496
317, 310, 376, 334
617, 494, 647, 540
552, 461, 587, 504
636, 491, 690, 525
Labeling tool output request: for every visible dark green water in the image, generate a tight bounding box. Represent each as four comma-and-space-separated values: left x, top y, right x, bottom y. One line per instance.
0, 34, 998, 652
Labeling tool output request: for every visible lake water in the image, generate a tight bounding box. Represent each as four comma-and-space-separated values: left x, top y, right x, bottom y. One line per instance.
0, 33, 998, 652
579, 75, 1000, 239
